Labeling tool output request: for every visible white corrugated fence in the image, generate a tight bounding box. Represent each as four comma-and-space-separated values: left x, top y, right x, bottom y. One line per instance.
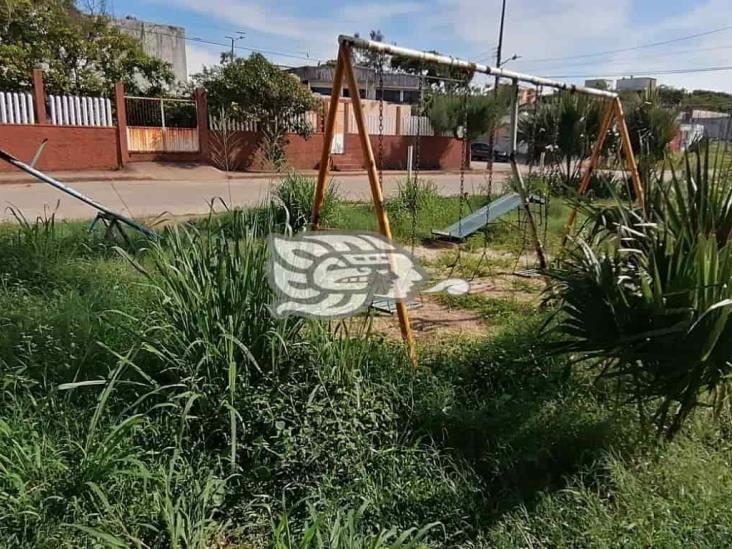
0, 91, 35, 124
48, 94, 113, 126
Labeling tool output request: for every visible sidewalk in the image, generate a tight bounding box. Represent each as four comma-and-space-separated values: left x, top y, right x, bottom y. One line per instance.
0, 161, 481, 186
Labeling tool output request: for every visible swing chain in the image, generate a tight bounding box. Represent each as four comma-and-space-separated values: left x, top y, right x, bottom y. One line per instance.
458, 75, 469, 230
378, 54, 385, 189
410, 74, 425, 252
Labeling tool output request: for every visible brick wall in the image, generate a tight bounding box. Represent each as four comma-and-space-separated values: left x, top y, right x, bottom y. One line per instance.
210, 131, 463, 171
0, 124, 119, 172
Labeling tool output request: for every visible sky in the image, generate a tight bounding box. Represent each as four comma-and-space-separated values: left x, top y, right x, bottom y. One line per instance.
107, 0, 732, 92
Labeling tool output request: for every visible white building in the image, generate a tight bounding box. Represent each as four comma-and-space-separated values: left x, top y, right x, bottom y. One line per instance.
616, 77, 657, 95
114, 16, 188, 86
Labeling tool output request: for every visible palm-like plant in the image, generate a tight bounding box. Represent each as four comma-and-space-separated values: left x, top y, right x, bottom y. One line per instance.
519, 93, 603, 189
548, 141, 732, 438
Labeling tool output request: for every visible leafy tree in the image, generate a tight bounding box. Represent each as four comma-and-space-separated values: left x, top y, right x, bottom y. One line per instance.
391, 52, 473, 93
353, 30, 386, 70
0, 0, 174, 95
427, 88, 509, 141
684, 89, 732, 112
193, 53, 317, 170
657, 85, 686, 108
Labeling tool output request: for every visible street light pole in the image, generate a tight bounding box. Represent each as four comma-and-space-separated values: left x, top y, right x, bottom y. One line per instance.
495, 0, 507, 88
488, 0, 507, 175
224, 31, 246, 62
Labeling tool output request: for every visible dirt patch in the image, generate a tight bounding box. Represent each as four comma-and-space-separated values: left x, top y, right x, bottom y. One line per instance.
369, 296, 489, 341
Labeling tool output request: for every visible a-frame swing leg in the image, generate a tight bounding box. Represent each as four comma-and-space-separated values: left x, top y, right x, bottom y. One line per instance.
614, 97, 645, 210
560, 97, 645, 248
311, 43, 418, 367
561, 98, 616, 247
311, 47, 347, 229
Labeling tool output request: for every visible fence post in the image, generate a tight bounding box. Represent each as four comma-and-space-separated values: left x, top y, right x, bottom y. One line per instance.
395, 106, 402, 136
31, 69, 47, 124
113, 81, 129, 167
195, 88, 210, 162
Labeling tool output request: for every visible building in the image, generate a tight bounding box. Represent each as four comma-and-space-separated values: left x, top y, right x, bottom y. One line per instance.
114, 16, 188, 86
287, 65, 421, 104
584, 79, 614, 90
682, 109, 731, 140
616, 77, 657, 95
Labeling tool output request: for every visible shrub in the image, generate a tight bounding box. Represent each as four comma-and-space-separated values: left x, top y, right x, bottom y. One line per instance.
273, 172, 339, 231
548, 142, 732, 438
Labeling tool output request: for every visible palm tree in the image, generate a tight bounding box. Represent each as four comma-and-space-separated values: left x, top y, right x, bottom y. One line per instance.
519, 93, 603, 189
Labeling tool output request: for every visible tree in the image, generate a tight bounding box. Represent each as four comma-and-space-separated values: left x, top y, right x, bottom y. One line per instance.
391, 51, 473, 93
657, 85, 685, 108
519, 93, 604, 188
427, 87, 510, 141
0, 0, 173, 96
193, 53, 317, 170
353, 30, 385, 70
623, 93, 679, 165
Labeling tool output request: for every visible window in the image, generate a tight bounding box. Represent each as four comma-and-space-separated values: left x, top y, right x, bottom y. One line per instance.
376, 89, 402, 102
311, 87, 332, 96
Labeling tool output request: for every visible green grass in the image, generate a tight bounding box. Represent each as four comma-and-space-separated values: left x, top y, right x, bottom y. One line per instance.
0, 199, 729, 547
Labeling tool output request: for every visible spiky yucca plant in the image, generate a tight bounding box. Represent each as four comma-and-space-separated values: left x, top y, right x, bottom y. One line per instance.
549, 141, 732, 438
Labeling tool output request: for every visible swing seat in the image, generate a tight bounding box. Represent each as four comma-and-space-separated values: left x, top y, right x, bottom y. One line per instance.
370, 298, 423, 315
432, 193, 545, 241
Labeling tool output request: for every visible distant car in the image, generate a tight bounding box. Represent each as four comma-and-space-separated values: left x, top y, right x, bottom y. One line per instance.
470, 142, 509, 163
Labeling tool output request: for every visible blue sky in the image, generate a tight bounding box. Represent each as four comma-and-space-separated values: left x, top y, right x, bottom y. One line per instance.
108, 0, 732, 91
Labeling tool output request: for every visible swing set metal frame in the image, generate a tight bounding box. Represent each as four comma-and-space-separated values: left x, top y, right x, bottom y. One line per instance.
311, 34, 644, 367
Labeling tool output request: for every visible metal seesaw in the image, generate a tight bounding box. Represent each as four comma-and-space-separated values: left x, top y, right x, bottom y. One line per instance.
0, 144, 156, 241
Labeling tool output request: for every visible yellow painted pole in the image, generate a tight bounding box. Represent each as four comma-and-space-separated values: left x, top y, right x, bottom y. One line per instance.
341, 43, 418, 367
311, 47, 346, 229
614, 97, 645, 210
561, 99, 616, 246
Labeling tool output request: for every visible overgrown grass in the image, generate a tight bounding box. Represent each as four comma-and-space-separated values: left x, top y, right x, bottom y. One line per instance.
0, 183, 730, 547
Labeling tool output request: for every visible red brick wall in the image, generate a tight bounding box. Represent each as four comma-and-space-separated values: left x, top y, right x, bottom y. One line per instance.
0, 124, 119, 172
211, 131, 463, 171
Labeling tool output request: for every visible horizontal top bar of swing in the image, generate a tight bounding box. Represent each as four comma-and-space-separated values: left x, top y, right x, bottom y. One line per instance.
339, 35, 618, 99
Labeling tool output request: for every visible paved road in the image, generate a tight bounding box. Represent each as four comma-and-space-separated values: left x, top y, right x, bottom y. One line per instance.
0, 163, 513, 222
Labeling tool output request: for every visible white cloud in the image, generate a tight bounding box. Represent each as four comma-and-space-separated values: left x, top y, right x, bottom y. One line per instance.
434, 0, 732, 91
186, 43, 222, 77
166, 0, 732, 91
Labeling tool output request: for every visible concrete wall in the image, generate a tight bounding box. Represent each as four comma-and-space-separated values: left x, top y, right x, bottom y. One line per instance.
0, 124, 119, 172
114, 17, 188, 86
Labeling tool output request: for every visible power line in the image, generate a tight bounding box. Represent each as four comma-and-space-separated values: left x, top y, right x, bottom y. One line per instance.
543, 64, 732, 79
115, 25, 323, 64
519, 24, 732, 63
515, 43, 732, 70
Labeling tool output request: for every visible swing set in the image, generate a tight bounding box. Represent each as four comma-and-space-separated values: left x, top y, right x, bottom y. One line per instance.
310, 34, 644, 366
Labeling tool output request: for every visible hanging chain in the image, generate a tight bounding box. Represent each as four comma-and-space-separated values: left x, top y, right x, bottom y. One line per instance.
458, 75, 469, 229
378, 54, 385, 189
410, 75, 425, 253
449, 74, 470, 278
471, 80, 497, 281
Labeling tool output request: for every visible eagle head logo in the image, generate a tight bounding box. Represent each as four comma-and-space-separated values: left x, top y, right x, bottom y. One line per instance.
268, 231, 427, 319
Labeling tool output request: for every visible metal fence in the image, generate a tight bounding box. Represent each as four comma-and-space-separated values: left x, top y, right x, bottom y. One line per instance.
0, 91, 35, 124
208, 111, 318, 133
48, 94, 113, 126
125, 96, 199, 153
125, 96, 198, 128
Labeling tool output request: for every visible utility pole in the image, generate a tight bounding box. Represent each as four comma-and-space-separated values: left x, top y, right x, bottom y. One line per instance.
495, 0, 507, 88
488, 0, 507, 178
225, 31, 246, 62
